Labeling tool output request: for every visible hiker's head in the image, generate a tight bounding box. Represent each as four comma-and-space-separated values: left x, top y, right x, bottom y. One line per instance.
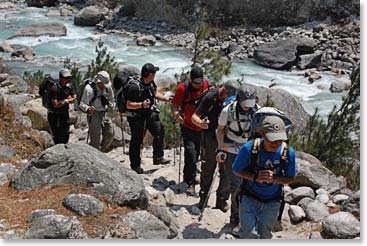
190, 66, 204, 90
261, 116, 287, 149
141, 63, 159, 83
59, 68, 71, 85
220, 80, 240, 99
237, 85, 256, 111
94, 71, 110, 89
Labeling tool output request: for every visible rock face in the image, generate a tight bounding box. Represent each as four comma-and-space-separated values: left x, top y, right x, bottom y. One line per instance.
254, 37, 317, 70
24, 215, 87, 239
10, 144, 149, 209
8, 23, 67, 39
74, 6, 107, 26
321, 212, 360, 239
63, 194, 104, 216
124, 211, 171, 239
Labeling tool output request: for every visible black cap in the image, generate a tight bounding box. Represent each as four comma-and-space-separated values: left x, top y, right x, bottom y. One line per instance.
141, 63, 159, 77
190, 66, 204, 84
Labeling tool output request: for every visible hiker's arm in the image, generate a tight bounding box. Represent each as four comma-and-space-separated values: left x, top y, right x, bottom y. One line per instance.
155, 91, 170, 102
216, 125, 225, 151
79, 86, 92, 113
191, 112, 208, 129
272, 176, 296, 185
51, 98, 69, 108
127, 100, 150, 109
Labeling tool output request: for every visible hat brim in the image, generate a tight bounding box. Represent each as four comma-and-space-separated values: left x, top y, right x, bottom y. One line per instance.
240, 99, 256, 108
265, 131, 287, 142
192, 78, 203, 84
61, 73, 71, 78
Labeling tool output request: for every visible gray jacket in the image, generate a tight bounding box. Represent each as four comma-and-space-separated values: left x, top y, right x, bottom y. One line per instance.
79, 82, 114, 113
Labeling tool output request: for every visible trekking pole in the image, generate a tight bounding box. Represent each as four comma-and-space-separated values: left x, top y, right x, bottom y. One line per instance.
120, 114, 126, 154
198, 153, 225, 222
173, 123, 176, 166
177, 132, 182, 192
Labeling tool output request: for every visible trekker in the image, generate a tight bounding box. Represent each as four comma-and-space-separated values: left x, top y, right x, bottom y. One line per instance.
232, 115, 296, 239
216, 85, 259, 230
126, 63, 171, 174
171, 66, 209, 196
79, 71, 115, 152
191, 80, 240, 210
47, 69, 75, 144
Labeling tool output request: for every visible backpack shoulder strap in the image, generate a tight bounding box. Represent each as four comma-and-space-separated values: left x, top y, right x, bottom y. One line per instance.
279, 142, 289, 175
183, 79, 190, 103
249, 138, 261, 173
89, 81, 98, 105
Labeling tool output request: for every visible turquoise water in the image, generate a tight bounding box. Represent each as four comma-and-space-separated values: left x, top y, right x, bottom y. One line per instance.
0, 7, 347, 117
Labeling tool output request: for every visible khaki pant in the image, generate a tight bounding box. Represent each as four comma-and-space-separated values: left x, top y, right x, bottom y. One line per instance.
87, 111, 114, 152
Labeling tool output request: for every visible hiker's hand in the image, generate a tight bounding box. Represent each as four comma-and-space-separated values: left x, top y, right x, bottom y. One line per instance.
200, 118, 209, 129
257, 170, 274, 183
142, 99, 150, 108
88, 106, 95, 114
177, 115, 184, 124
216, 151, 226, 163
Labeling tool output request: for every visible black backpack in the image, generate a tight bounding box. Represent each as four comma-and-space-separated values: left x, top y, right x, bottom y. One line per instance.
181, 79, 210, 112
113, 73, 142, 114
38, 74, 58, 109
76, 78, 97, 113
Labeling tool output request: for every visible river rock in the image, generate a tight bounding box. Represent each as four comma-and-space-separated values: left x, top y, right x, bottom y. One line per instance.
136, 35, 157, 47
254, 37, 317, 70
10, 143, 149, 209
332, 194, 349, 204
284, 186, 315, 204
316, 188, 328, 195
63, 194, 104, 216
329, 77, 351, 93
9, 23, 66, 39
291, 158, 341, 193
297, 53, 322, 70
74, 6, 107, 26
304, 200, 329, 222
24, 215, 87, 239
46, 9, 61, 17
316, 194, 330, 204
28, 209, 56, 223
288, 205, 306, 223
321, 212, 360, 239
0, 42, 13, 53
124, 211, 171, 239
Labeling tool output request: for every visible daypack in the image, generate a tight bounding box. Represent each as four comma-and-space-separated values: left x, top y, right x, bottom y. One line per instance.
76, 78, 97, 113
38, 74, 58, 109
251, 107, 292, 138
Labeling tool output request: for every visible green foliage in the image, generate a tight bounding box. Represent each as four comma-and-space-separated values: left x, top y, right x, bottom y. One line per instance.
63, 58, 83, 93
291, 66, 360, 190
85, 41, 119, 82
23, 70, 45, 86
158, 102, 181, 148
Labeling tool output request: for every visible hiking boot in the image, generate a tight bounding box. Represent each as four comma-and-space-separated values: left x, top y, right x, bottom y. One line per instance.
153, 157, 171, 165
186, 184, 196, 196
215, 199, 229, 213
132, 166, 144, 174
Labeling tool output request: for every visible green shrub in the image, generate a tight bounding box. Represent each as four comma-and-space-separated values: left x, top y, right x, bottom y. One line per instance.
23, 70, 45, 87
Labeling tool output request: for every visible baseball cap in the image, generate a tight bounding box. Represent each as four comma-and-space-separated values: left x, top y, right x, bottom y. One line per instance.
190, 66, 204, 84
59, 68, 71, 78
94, 71, 110, 84
238, 86, 256, 108
141, 63, 159, 77
262, 116, 287, 141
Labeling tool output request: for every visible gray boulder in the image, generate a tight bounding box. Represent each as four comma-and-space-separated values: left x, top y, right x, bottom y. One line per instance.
74, 6, 107, 26
124, 211, 171, 239
0, 73, 8, 83
0, 75, 29, 93
38, 130, 54, 149
24, 215, 87, 239
149, 204, 179, 239
316, 194, 330, 204
20, 98, 49, 131
296, 151, 322, 165
0, 163, 16, 176
304, 200, 329, 222
0, 146, 16, 159
117, 63, 140, 77
321, 212, 360, 239
333, 194, 349, 204
9, 23, 66, 39
5, 94, 34, 109
63, 194, 104, 216
10, 143, 149, 209
254, 37, 317, 70
284, 187, 315, 204
0, 172, 8, 185
297, 53, 322, 70
0, 2, 16, 10
11, 47, 36, 61
28, 209, 56, 223
309, 232, 323, 239
136, 35, 157, 47
330, 77, 351, 93
288, 205, 306, 223
291, 158, 341, 193
244, 83, 309, 131
0, 42, 13, 53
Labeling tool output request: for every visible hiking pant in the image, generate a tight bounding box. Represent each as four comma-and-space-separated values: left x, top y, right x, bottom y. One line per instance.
181, 126, 201, 186
127, 112, 165, 169
238, 195, 281, 239
48, 111, 70, 144
218, 152, 242, 225
87, 111, 114, 152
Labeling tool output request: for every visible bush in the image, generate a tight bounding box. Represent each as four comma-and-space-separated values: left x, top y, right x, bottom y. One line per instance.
23, 70, 45, 87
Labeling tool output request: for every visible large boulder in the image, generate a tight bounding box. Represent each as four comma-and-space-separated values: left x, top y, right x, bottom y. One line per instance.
28, 209, 56, 223
0, 75, 30, 93
20, 98, 49, 131
10, 143, 149, 209
117, 64, 140, 77
292, 158, 341, 193
8, 23, 67, 39
124, 211, 171, 239
329, 77, 351, 93
284, 186, 315, 204
254, 37, 317, 70
74, 6, 107, 26
297, 53, 322, 70
304, 200, 329, 222
63, 194, 104, 216
244, 83, 310, 131
11, 47, 36, 61
24, 215, 87, 239
136, 35, 157, 47
321, 212, 360, 239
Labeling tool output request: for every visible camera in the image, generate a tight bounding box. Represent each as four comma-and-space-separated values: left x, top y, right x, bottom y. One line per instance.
151, 105, 160, 114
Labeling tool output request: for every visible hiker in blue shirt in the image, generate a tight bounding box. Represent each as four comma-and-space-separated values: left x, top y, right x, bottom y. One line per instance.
232, 115, 296, 239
